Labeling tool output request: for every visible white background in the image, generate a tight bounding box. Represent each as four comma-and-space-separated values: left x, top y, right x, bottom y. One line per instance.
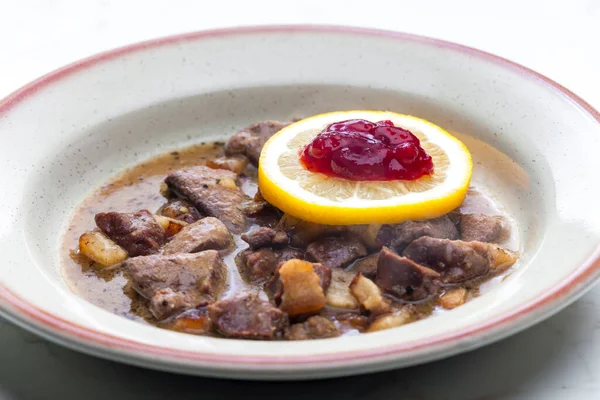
2, 0, 599, 107
1, 0, 600, 399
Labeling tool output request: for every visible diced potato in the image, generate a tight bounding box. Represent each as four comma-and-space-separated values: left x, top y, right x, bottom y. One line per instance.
216, 177, 238, 189
153, 214, 176, 230
279, 213, 302, 228
367, 307, 415, 332
364, 224, 382, 248
348, 224, 382, 249
349, 273, 391, 316
326, 290, 359, 310
489, 247, 517, 272
439, 287, 468, 310
159, 181, 171, 197
170, 311, 211, 334
326, 269, 359, 310
287, 220, 327, 246
153, 215, 187, 237
472, 242, 517, 273
279, 259, 326, 317
79, 231, 128, 267
206, 155, 249, 175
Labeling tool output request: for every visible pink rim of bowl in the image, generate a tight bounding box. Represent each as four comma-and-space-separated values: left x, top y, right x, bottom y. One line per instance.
1, 25, 600, 373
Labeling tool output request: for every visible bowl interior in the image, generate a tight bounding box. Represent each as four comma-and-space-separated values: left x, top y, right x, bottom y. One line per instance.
1, 28, 600, 377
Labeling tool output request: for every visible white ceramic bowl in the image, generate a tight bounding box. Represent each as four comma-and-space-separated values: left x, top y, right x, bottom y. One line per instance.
1, 26, 600, 380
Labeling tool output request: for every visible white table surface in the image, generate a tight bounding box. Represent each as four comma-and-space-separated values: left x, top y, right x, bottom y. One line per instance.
1, 1, 600, 399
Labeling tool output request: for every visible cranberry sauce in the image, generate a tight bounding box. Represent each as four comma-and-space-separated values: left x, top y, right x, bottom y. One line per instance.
300, 119, 434, 181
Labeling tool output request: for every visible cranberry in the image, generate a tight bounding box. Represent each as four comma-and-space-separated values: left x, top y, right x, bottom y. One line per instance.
300, 119, 433, 181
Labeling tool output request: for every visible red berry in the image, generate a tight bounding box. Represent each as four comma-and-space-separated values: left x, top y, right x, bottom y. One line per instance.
300, 119, 433, 181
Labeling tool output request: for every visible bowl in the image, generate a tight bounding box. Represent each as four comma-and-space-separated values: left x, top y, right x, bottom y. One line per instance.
1, 26, 600, 380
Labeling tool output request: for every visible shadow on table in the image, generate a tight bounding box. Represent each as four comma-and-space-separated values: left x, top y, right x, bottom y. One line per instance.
1, 290, 597, 400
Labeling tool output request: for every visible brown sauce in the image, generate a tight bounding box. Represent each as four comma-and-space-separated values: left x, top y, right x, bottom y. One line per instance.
62, 143, 236, 323
61, 141, 519, 336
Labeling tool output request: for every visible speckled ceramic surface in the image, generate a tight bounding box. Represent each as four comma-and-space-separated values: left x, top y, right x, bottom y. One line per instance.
1, 26, 600, 380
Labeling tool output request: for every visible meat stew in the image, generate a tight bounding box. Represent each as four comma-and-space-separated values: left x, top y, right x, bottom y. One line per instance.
62, 120, 519, 340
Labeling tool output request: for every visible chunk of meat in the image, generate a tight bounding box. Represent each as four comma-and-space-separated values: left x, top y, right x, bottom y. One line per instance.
377, 216, 459, 252
375, 247, 440, 301
225, 120, 291, 166
403, 237, 486, 283
278, 213, 344, 248
265, 260, 331, 310
241, 227, 288, 249
335, 313, 369, 333
243, 201, 282, 230
352, 253, 380, 279
95, 210, 166, 256
124, 250, 227, 320
447, 209, 462, 226
239, 247, 303, 283
305, 236, 367, 269
208, 294, 288, 339
349, 273, 391, 316
243, 198, 272, 218
149, 288, 204, 321
403, 237, 517, 283
276, 260, 326, 317
242, 190, 280, 221
165, 166, 247, 233
459, 213, 507, 243
158, 198, 202, 223
313, 263, 333, 293
206, 155, 249, 175
285, 316, 339, 340
162, 217, 232, 255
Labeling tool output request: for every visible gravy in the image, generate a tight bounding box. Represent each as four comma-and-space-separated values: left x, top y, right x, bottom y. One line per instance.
61, 141, 519, 334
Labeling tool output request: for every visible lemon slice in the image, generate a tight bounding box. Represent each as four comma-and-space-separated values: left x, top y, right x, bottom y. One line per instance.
258, 111, 472, 225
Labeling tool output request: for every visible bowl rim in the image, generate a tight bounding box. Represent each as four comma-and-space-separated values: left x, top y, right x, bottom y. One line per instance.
1, 24, 600, 369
